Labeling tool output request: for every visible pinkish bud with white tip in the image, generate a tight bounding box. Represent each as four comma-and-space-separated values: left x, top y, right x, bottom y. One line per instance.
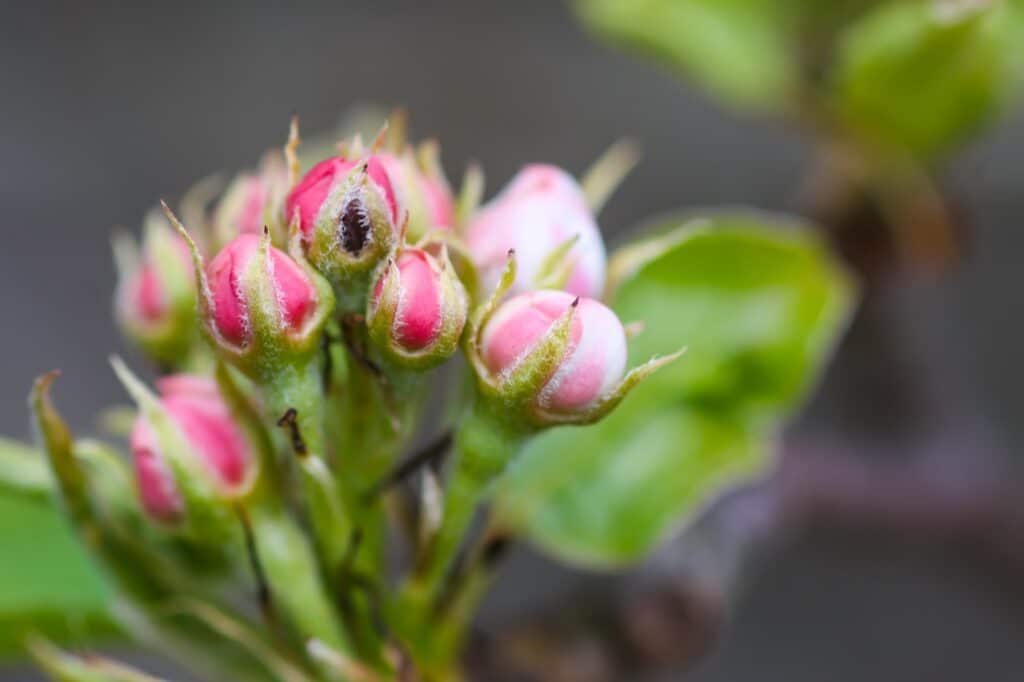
114, 210, 198, 367
466, 164, 606, 300
480, 290, 626, 415
112, 360, 259, 531
463, 254, 683, 426
367, 246, 468, 369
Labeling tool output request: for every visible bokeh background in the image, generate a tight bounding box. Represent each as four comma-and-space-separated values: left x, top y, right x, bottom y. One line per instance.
2, 1, 1022, 680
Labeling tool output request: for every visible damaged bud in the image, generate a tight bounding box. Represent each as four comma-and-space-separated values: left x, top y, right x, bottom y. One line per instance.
285, 156, 399, 300
466, 164, 606, 299
366, 246, 468, 369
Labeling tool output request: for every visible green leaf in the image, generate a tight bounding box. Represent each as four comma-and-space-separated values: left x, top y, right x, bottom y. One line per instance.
0, 437, 52, 502
830, 0, 1024, 158
494, 213, 855, 567
573, 0, 801, 113
0, 492, 115, 657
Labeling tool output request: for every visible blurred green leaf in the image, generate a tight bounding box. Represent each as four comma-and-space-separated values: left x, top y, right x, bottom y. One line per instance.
830, 0, 1024, 158
495, 213, 855, 567
0, 437, 52, 502
573, 0, 801, 113
0, 492, 115, 657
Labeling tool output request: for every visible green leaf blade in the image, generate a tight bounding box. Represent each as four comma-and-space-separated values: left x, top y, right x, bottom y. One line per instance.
494, 212, 855, 567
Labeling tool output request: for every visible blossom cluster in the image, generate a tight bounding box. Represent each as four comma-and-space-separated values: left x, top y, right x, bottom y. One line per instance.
37, 116, 678, 679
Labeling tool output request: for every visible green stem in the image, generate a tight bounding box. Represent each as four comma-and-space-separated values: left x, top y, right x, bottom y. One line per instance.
394, 402, 525, 673
249, 504, 352, 657
263, 360, 351, 569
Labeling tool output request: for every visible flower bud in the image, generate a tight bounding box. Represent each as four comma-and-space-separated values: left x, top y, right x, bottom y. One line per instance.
212, 154, 289, 249
466, 164, 606, 299
129, 374, 256, 524
285, 156, 399, 296
377, 143, 454, 241
367, 247, 468, 368
114, 211, 197, 367
204, 233, 323, 353
480, 290, 626, 416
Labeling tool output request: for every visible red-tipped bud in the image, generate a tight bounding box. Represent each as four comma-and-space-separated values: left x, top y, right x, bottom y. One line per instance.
466, 165, 607, 299
206, 234, 319, 350
114, 212, 198, 367
479, 290, 626, 415
367, 247, 468, 369
130, 375, 255, 523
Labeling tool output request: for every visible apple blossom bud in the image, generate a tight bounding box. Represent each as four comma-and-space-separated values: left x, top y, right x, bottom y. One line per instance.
367, 247, 468, 368
466, 164, 606, 299
114, 211, 197, 367
377, 144, 454, 241
204, 233, 321, 352
480, 290, 626, 416
129, 374, 256, 524
285, 156, 400, 297
212, 154, 289, 249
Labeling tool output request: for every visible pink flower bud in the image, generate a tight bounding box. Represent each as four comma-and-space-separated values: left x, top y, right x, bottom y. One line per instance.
130, 375, 254, 523
206, 234, 318, 348
480, 290, 626, 414
377, 150, 454, 238
114, 216, 197, 366
466, 165, 606, 299
367, 247, 468, 368
285, 156, 398, 240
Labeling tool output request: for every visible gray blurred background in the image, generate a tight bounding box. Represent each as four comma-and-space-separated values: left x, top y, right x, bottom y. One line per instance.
1, 1, 1022, 680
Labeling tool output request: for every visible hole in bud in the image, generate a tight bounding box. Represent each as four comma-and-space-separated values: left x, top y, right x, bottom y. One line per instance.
340, 198, 371, 255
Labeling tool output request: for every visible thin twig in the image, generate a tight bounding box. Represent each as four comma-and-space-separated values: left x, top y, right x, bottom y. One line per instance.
361, 431, 454, 503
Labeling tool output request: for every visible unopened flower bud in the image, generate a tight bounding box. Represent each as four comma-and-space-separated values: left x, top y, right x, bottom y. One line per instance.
129, 374, 256, 524
114, 211, 197, 367
285, 156, 399, 298
480, 290, 625, 417
204, 233, 325, 355
367, 247, 468, 368
212, 154, 289, 249
377, 143, 454, 240
466, 164, 606, 299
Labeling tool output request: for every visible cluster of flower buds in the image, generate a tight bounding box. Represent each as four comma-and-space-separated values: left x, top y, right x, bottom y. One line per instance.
85, 116, 682, 677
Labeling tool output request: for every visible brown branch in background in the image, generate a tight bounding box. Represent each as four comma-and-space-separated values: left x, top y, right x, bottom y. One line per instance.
469, 441, 1024, 680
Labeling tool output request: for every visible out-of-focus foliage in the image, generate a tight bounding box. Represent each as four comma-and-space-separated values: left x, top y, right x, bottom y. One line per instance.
573, 0, 802, 112
496, 215, 855, 566
0, 491, 113, 656
831, 0, 1024, 158
574, 0, 1024, 159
